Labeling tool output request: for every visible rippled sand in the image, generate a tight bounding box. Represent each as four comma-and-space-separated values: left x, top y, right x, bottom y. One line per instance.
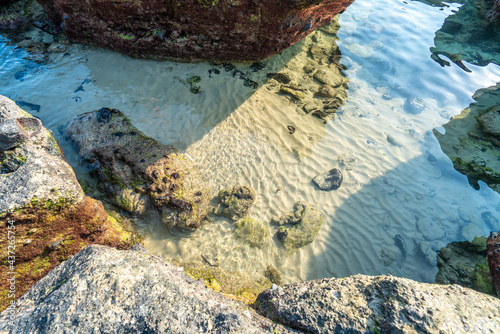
1, 0, 500, 284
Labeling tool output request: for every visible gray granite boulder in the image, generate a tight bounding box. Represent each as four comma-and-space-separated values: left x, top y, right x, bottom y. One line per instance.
0, 244, 295, 334
255, 274, 500, 333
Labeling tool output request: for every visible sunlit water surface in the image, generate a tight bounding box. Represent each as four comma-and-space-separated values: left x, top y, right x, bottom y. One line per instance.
1, 0, 499, 284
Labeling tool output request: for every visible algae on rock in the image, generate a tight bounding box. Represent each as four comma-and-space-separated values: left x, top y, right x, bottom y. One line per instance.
64, 107, 211, 231
0, 96, 139, 312
214, 185, 255, 221
234, 217, 270, 248
272, 201, 324, 250
436, 236, 496, 296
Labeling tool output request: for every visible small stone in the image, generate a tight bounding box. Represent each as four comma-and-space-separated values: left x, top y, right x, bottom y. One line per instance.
287, 125, 296, 134
234, 217, 269, 248
215, 185, 255, 221
0, 119, 29, 151
23, 239, 32, 246
50, 239, 64, 250
267, 72, 291, 84
316, 85, 337, 98
313, 68, 343, 87
303, 65, 315, 73
312, 168, 343, 191
387, 134, 402, 147
276, 226, 288, 241
303, 103, 320, 114
264, 265, 282, 285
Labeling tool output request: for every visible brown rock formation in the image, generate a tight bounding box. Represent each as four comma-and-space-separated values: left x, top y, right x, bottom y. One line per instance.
487, 231, 500, 296
35, 0, 355, 61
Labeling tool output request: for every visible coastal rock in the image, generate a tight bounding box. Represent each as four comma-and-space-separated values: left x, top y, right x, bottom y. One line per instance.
64, 108, 211, 231
313, 68, 343, 87
487, 231, 500, 296
0, 95, 138, 312
0, 245, 294, 333
35, 0, 355, 61
272, 201, 324, 250
264, 265, 282, 285
234, 217, 270, 248
436, 236, 496, 296
254, 274, 500, 333
0, 118, 29, 151
312, 168, 343, 190
214, 185, 255, 221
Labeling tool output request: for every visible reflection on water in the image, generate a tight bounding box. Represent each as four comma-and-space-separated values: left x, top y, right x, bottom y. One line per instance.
1, 0, 500, 285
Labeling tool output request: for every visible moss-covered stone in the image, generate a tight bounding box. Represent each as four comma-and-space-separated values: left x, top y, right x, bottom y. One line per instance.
234, 217, 269, 248
273, 201, 324, 250
264, 265, 282, 285
436, 236, 496, 296
183, 262, 272, 305
214, 185, 255, 221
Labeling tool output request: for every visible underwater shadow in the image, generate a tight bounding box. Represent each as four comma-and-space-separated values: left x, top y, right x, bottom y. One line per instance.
300, 149, 500, 284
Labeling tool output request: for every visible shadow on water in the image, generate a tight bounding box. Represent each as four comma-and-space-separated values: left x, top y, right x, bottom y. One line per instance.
0, 16, 349, 153
305, 152, 500, 284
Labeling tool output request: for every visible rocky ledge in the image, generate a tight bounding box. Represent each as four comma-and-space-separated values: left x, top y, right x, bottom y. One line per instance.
1, 244, 500, 333
34, 0, 355, 61
255, 274, 500, 333
0, 96, 139, 312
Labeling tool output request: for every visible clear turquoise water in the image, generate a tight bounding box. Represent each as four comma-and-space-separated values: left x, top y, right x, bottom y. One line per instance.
1, 0, 499, 283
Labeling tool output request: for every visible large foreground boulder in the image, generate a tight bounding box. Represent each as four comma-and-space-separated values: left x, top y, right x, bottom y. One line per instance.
254, 275, 500, 333
0, 96, 138, 312
64, 108, 211, 231
0, 245, 295, 333
35, 0, 355, 61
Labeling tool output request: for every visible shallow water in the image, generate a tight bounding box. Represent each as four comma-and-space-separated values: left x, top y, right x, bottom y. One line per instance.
1, 0, 500, 284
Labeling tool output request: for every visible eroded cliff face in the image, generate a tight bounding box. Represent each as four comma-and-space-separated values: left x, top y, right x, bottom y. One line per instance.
34, 0, 354, 61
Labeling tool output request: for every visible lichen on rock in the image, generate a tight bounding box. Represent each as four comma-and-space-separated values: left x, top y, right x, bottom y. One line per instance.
272, 201, 324, 250
64, 107, 211, 232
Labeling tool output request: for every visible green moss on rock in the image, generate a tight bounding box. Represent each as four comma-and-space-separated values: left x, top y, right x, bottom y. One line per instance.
234, 217, 269, 248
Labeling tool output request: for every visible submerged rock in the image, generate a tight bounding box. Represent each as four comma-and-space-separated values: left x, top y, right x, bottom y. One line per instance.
435, 83, 500, 193
272, 201, 324, 250
487, 231, 500, 296
234, 217, 270, 248
254, 274, 500, 333
0, 95, 138, 312
0, 245, 293, 333
435, 236, 496, 296
312, 168, 343, 190
64, 108, 211, 231
34, 0, 355, 61
214, 185, 255, 221
264, 265, 282, 285
431, 0, 500, 69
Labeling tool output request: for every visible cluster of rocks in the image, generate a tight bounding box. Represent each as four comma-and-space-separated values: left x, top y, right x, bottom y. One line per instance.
264, 17, 349, 122
64, 108, 211, 231
2, 244, 500, 333
435, 83, 500, 194
0, 95, 139, 312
